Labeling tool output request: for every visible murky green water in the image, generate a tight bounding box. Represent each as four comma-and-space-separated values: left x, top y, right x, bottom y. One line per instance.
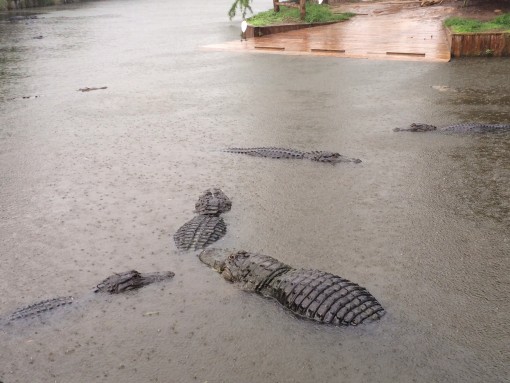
0, 1, 509, 382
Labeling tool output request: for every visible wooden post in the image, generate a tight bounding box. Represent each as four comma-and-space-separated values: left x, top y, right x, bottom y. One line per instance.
299, 0, 306, 20
273, 0, 280, 12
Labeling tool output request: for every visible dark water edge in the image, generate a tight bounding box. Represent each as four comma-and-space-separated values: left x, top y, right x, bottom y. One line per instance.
0, 0, 78, 12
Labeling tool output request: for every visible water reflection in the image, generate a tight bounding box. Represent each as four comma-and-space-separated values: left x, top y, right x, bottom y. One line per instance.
431, 59, 510, 121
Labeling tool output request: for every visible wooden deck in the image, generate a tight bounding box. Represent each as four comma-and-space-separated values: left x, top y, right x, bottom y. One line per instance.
204, 3, 451, 62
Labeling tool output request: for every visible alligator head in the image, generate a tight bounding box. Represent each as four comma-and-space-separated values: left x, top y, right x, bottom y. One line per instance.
199, 248, 248, 282
307, 151, 362, 164
194, 188, 232, 216
393, 123, 438, 132
93, 270, 175, 294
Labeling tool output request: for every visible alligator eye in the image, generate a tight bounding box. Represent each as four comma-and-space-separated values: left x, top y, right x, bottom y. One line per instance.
228, 254, 236, 261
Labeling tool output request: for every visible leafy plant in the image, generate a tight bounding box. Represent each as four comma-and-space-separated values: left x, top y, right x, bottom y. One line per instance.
228, 0, 253, 20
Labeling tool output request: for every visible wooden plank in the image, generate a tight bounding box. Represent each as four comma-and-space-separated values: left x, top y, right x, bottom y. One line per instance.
386, 51, 426, 56
254, 46, 286, 50
311, 48, 346, 53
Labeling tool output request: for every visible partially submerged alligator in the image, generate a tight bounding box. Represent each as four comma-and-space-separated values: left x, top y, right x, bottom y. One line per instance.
8, 95, 40, 101
199, 249, 385, 326
8, 15, 38, 22
174, 188, 231, 251
4, 270, 174, 323
224, 147, 362, 164
78, 86, 108, 92
394, 123, 510, 133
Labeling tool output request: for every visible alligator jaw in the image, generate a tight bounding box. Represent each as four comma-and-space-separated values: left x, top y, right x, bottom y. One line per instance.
198, 248, 233, 272
139, 271, 175, 286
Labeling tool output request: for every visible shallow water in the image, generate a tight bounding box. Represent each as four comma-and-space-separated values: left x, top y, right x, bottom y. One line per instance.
0, 1, 509, 382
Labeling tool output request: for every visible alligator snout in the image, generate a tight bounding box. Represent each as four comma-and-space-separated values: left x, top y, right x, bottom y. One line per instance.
198, 248, 230, 272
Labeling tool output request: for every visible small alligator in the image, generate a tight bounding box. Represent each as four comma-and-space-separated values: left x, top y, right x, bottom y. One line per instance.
8, 15, 38, 22
174, 189, 231, 251
224, 147, 362, 164
4, 270, 174, 323
199, 249, 385, 327
394, 123, 510, 132
7, 95, 40, 101
194, 188, 232, 216
78, 86, 108, 92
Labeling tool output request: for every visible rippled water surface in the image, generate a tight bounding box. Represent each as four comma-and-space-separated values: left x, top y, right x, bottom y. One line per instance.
0, 1, 509, 382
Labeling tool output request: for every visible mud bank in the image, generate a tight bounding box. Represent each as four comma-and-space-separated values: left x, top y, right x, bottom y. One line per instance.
0, 0, 77, 11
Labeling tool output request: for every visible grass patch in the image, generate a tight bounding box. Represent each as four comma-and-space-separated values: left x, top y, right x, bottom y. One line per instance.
247, 2, 355, 26
445, 13, 510, 33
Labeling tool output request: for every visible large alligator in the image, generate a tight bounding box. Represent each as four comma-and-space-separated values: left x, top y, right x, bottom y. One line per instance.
224, 147, 362, 164
174, 189, 231, 251
4, 270, 174, 323
199, 249, 385, 327
394, 123, 510, 132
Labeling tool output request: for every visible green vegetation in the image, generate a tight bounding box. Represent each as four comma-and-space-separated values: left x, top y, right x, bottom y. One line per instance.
0, 0, 7, 11
247, 3, 355, 26
445, 13, 510, 33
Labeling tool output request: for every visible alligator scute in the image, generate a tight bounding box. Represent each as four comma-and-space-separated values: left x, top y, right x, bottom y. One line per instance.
174, 215, 227, 251
6, 296, 74, 322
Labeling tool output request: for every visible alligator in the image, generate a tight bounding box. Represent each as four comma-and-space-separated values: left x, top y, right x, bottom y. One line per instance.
199, 249, 385, 327
78, 86, 108, 92
174, 215, 227, 250
224, 147, 362, 164
4, 270, 174, 323
394, 123, 510, 132
174, 189, 231, 251
8, 95, 40, 101
194, 188, 232, 216
8, 15, 38, 22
